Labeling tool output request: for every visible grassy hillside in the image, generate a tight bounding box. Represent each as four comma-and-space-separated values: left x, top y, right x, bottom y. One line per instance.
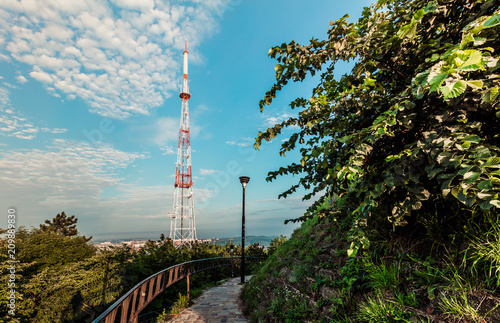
242, 214, 500, 322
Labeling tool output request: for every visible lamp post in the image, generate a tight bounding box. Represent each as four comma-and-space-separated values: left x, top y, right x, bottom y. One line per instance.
239, 176, 250, 284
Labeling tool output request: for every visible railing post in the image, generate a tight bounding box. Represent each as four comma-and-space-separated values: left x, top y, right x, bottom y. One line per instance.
231, 248, 234, 277
186, 273, 190, 301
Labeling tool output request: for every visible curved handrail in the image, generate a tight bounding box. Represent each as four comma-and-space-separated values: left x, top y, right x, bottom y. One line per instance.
92, 256, 260, 323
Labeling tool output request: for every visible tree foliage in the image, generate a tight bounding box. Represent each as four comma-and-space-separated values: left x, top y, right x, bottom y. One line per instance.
40, 211, 91, 241
6, 246, 137, 322
256, 0, 500, 255
18, 229, 96, 273
268, 235, 288, 256
0, 214, 136, 322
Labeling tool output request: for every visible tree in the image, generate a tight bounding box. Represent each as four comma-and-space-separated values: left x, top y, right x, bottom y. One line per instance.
18, 230, 96, 272
0, 244, 139, 322
267, 235, 288, 256
0, 223, 99, 321
40, 211, 91, 241
256, 0, 500, 255
246, 243, 268, 260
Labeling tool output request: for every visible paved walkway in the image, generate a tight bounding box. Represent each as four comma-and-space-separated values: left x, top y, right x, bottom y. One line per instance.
169, 277, 250, 323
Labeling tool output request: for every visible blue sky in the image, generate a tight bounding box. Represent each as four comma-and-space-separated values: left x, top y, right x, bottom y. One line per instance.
0, 0, 370, 241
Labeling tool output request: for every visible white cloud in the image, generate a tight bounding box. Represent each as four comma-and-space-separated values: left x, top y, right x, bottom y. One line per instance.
110, 0, 155, 12
200, 169, 220, 175
0, 86, 10, 107
41, 127, 67, 134
150, 116, 201, 146
153, 117, 179, 145
160, 145, 175, 155
196, 104, 209, 112
262, 112, 295, 128
226, 137, 253, 147
16, 75, 28, 83
0, 85, 37, 139
0, 84, 67, 139
2, 82, 17, 89
29, 68, 53, 84
0, 136, 220, 236
51, 128, 67, 134
0, 139, 146, 209
0, 139, 161, 234
0, 0, 232, 119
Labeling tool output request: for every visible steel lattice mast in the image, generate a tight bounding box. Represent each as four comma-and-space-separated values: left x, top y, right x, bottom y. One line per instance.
169, 40, 197, 247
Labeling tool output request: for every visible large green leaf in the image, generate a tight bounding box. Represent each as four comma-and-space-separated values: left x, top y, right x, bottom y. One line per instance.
441, 175, 456, 190
414, 70, 430, 86
456, 189, 467, 203
483, 14, 500, 28
437, 151, 452, 165
483, 157, 500, 168
397, 20, 418, 39
440, 80, 467, 99
428, 167, 445, 179
458, 164, 474, 175
463, 135, 482, 143
466, 80, 483, 89
458, 50, 483, 71
463, 171, 481, 184
429, 73, 448, 92
478, 179, 493, 190
423, 1, 438, 14
479, 199, 494, 210
482, 86, 499, 103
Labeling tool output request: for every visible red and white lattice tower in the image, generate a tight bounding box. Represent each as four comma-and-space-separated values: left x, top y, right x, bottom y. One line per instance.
169, 40, 197, 247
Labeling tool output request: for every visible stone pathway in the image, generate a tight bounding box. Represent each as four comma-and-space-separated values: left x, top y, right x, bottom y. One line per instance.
168, 277, 250, 323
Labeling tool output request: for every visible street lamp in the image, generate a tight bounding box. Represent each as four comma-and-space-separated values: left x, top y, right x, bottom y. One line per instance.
239, 176, 250, 284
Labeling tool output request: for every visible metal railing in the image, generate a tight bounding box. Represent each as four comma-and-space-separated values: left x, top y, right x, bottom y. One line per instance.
92, 256, 260, 323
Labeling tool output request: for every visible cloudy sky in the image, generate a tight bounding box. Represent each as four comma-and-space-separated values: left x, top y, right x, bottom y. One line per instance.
0, 0, 369, 241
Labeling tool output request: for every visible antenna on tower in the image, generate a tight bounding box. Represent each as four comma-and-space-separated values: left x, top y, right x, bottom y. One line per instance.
169, 40, 197, 247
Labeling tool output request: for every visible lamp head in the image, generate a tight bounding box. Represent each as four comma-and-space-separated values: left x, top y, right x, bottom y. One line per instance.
239, 176, 250, 189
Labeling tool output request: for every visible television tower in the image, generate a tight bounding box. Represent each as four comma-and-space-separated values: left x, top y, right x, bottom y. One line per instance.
169, 40, 197, 247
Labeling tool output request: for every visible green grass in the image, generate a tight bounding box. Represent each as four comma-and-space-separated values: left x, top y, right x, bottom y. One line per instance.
154, 309, 169, 323
169, 293, 190, 314
467, 219, 500, 289
438, 291, 484, 322
394, 291, 419, 308
368, 262, 400, 291
357, 295, 410, 323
